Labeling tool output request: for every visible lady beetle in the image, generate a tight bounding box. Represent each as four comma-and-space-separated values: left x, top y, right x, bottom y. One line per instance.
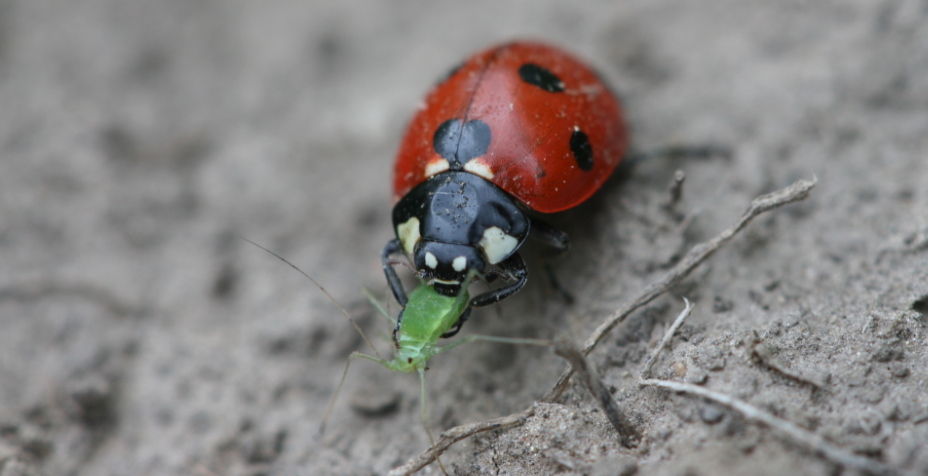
382, 41, 628, 334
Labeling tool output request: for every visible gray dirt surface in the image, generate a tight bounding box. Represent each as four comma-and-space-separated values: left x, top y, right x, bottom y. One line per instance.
1, 1, 927, 475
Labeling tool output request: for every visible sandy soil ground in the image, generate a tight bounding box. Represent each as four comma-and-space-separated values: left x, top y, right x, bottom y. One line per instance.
1, 1, 927, 475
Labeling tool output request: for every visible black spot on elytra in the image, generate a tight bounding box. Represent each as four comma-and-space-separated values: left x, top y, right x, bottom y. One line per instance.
570, 128, 594, 171
518, 63, 565, 93
433, 119, 491, 167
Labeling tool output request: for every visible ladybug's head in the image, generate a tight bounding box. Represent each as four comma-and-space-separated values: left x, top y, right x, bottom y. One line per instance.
413, 241, 486, 297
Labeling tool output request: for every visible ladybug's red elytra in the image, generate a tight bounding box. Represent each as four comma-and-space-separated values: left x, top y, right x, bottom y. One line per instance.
382, 41, 628, 335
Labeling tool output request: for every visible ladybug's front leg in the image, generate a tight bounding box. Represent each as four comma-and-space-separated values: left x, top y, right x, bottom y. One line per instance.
382, 239, 409, 307
469, 253, 528, 307
439, 307, 472, 339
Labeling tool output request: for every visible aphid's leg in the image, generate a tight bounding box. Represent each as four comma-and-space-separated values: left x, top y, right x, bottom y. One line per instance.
439, 307, 472, 338
418, 368, 449, 476
469, 253, 528, 307
361, 287, 397, 328
435, 334, 551, 355
320, 351, 390, 435
382, 239, 409, 307
528, 218, 575, 304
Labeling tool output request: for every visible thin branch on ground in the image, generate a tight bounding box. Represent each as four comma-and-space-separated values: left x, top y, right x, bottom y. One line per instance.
663, 169, 686, 211
639, 378, 903, 476
553, 335, 638, 447
637, 301, 905, 476
749, 330, 826, 389
543, 177, 816, 402
389, 178, 816, 476
386, 410, 533, 476
639, 298, 692, 380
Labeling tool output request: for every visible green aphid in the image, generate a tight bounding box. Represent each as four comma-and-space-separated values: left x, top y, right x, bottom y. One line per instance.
322, 275, 547, 474
320, 282, 469, 433
244, 240, 544, 474
383, 281, 472, 373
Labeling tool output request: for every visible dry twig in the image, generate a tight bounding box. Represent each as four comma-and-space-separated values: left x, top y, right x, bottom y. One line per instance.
543, 178, 816, 402
638, 302, 904, 476
639, 378, 902, 475
386, 411, 533, 476
749, 331, 826, 389
639, 298, 692, 380
552, 336, 638, 447
389, 178, 816, 475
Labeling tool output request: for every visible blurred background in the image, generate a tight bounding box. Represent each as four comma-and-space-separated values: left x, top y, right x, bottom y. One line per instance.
1, 1, 926, 475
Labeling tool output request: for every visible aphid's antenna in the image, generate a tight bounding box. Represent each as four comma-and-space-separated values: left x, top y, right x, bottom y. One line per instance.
386, 258, 417, 274
241, 237, 383, 360
361, 287, 396, 327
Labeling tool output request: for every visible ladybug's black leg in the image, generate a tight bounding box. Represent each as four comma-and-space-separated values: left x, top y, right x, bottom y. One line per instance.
528, 218, 574, 304
469, 253, 528, 307
528, 218, 571, 257
543, 263, 574, 305
479, 270, 506, 284
392, 308, 405, 349
382, 239, 409, 307
439, 307, 472, 339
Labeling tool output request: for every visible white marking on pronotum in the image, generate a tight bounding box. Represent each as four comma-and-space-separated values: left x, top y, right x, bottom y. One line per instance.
397, 217, 420, 256
478, 226, 518, 264
433, 278, 460, 285
424, 251, 438, 269
463, 159, 494, 180
424, 157, 450, 178
452, 256, 467, 272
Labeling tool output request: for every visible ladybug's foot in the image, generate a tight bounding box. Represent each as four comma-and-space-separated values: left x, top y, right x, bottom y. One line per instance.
439, 308, 472, 339
470, 253, 528, 308
482, 269, 516, 284
543, 263, 575, 305
528, 218, 574, 303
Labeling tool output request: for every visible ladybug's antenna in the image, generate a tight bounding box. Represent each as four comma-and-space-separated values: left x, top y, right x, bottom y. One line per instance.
386, 258, 417, 274
241, 237, 384, 360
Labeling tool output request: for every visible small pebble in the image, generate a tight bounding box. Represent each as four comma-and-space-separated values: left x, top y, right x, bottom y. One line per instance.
889, 363, 910, 378
699, 403, 725, 424
685, 368, 709, 385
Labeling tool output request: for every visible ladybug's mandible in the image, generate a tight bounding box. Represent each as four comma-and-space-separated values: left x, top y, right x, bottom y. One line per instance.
382, 41, 628, 335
